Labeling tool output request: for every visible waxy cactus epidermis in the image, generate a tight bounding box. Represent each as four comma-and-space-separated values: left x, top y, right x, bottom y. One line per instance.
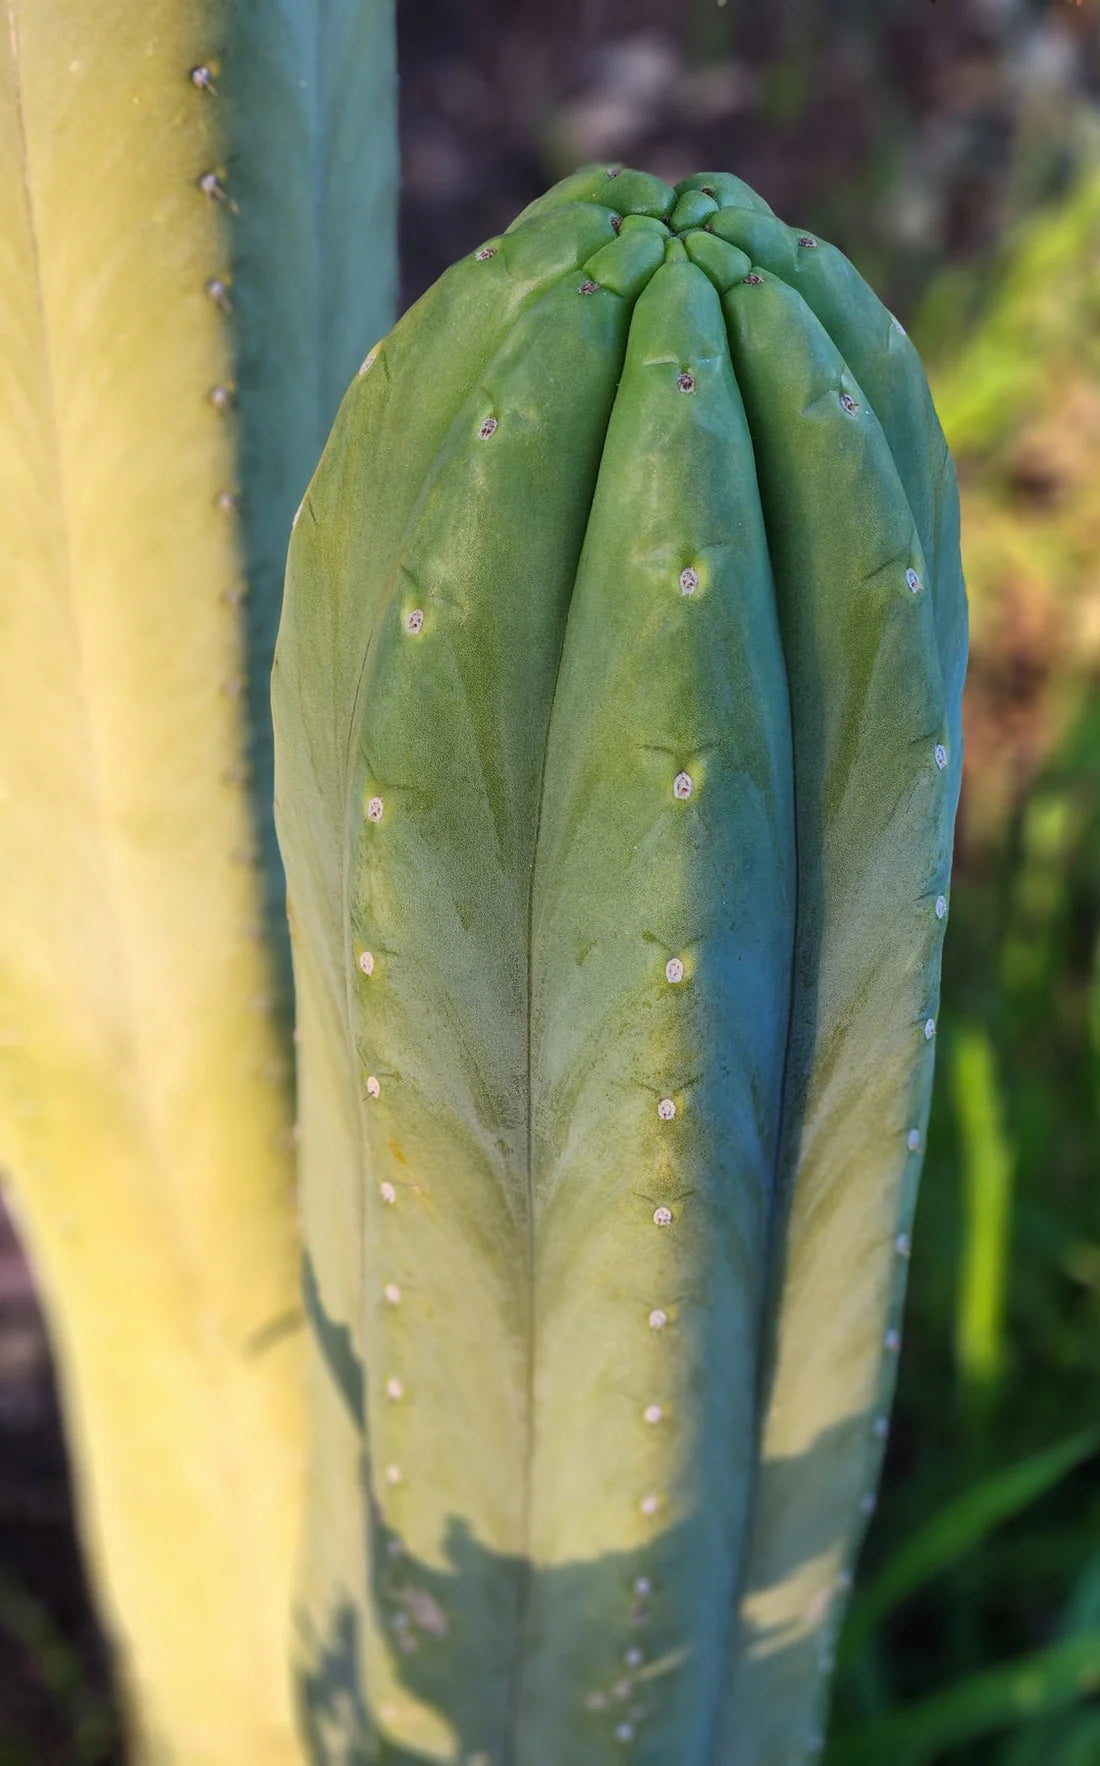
0, 0, 396, 1756
274, 164, 966, 1765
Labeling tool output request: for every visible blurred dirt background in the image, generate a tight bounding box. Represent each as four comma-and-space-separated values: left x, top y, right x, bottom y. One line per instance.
3, 1, 1100, 1759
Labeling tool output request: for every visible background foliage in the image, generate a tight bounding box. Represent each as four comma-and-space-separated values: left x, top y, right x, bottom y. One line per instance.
1, 0, 1098, 1758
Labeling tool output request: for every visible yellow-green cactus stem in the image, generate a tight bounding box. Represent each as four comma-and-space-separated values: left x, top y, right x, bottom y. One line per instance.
0, 1, 396, 1759
273, 165, 966, 1764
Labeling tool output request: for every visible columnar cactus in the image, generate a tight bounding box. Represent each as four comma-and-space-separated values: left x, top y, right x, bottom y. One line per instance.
273, 165, 967, 1763
0, 2, 396, 1757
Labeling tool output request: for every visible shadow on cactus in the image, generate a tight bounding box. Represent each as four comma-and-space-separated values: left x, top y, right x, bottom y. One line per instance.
297, 1252, 889, 1764
273, 164, 968, 1764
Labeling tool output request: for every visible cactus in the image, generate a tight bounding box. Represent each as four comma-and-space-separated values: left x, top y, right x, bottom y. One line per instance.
0, 1, 396, 1758
274, 164, 966, 1764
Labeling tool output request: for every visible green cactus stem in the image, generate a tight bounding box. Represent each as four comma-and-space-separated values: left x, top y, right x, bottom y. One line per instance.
0, 1, 396, 1758
273, 164, 967, 1765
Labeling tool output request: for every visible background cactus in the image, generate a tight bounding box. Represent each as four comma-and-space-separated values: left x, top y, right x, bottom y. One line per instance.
273, 163, 967, 1762
0, 0, 396, 1757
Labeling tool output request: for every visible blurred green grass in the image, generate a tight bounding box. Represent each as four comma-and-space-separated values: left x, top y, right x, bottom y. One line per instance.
827, 154, 1100, 1766
0, 1571, 116, 1764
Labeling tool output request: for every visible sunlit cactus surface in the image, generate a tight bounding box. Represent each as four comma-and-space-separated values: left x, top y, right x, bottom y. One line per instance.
0, 0, 396, 1757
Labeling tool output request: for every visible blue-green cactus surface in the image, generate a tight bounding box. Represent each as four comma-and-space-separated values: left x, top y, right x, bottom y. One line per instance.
272, 164, 968, 1766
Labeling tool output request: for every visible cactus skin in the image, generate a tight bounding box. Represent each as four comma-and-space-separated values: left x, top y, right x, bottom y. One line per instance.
0, 2, 395, 1759
273, 165, 967, 1764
